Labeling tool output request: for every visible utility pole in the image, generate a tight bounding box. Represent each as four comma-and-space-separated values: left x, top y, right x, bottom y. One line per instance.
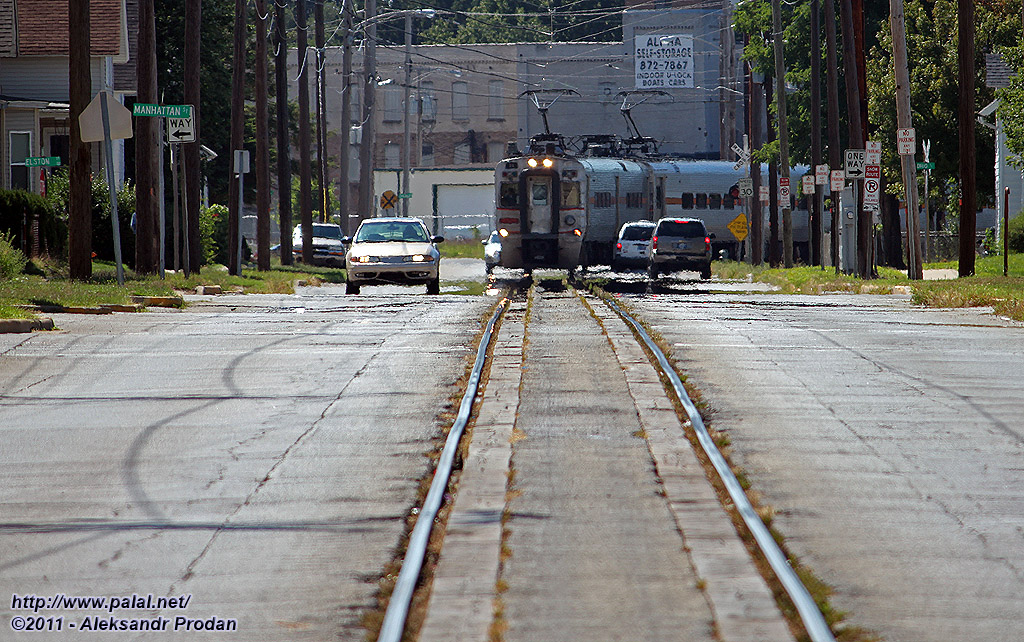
184, 0, 201, 274
358, 0, 378, 225
840, 0, 867, 276
810, 0, 822, 267
255, 0, 271, 271
339, 1, 353, 235
402, 13, 413, 217
315, 0, 328, 223
766, 74, 780, 267
958, 0, 977, 277
771, 0, 794, 268
889, 0, 922, 279
69, 0, 91, 280
748, 50, 763, 266
274, 0, 293, 265
227, 0, 246, 276
136, 0, 158, 274
297, 0, 314, 263
824, 0, 842, 272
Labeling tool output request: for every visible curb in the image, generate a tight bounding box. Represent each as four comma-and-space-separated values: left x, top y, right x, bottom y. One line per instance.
0, 318, 55, 334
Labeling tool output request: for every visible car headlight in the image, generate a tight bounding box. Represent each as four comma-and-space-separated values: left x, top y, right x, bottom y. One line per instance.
407, 254, 435, 262
352, 255, 378, 263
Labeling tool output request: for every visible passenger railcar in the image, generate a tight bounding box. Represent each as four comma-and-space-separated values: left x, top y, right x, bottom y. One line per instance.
493, 134, 814, 271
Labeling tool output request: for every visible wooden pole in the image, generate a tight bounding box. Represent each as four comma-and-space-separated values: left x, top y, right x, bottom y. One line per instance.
840, 0, 867, 276
69, 0, 92, 280
824, 0, 842, 272
889, 0, 922, 279
256, 0, 271, 271
810, 0, 822, 266
771, 0, 793, 268
958, 0, 977, 277
184, 0, 201, 271
297, 0, 314, 263
228, 0, 246, 275
274, 0, 293, 265
135, 0, 158, 274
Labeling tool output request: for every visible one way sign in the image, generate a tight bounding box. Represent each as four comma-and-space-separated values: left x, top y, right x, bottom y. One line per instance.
167, 111, 195, 143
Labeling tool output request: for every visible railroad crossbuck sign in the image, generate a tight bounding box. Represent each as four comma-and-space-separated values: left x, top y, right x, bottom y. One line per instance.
380, 190, 398, 210
727, 213, 749, 241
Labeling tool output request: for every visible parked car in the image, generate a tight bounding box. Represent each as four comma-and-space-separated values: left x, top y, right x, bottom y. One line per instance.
648, 217, 714, 280
483, 230, 502, 273
611, 220, 656, 271
292, 223, 346, 268
343, 218, 444, 294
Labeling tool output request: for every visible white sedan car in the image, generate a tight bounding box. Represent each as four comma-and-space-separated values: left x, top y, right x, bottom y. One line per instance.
483, 230, 502, 274
343, 218, 444, 295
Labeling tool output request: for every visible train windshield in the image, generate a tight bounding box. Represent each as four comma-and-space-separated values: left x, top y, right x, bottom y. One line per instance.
531, 183, 549, 205
500, 183, 519, 207
561, 182, 580, 207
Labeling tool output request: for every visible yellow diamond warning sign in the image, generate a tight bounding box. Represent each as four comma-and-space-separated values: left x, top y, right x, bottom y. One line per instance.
727, 213, 749, 241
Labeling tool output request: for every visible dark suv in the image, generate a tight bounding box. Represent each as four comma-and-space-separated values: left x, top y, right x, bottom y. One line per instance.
648, 218, 714, 280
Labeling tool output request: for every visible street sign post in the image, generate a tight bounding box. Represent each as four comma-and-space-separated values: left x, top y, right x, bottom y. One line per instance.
865, 140, 882, 166
897, 127, 916, 155
815, 164, 829, 185
844, 150, 866, 179
864, 165, 881, 207
830, 170, 845, 193
916, 161, 934, 170
133, 103, 192, 118
802, 174, 815, 194
25, 156, 61, 168
738, 178, 754, 198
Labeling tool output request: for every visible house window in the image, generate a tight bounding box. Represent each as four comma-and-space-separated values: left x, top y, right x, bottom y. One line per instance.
420, 81, 436, 121
487, 141, 505, 163
384, 143, 400, 168
488, 80, 503, 120
421, 143, 434, 166
383, 88, 402, 123
452, 82, 469, 121
681, 193, 694, 209
454, 142, 471, 164
9, 132, 31, 191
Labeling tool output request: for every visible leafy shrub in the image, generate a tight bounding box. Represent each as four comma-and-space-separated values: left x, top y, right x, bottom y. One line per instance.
0, 231, 28, 279
44, 169, 135, 266
200, 204, 250, 266
1009, 211, 1024, 253
0, 188, 65, 257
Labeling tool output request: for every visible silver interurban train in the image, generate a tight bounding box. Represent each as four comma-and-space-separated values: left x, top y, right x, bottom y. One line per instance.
493, 133, 811, 272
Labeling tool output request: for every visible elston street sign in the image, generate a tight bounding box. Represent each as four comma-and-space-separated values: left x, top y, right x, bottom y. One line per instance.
25, 156, 61, 168
133, 103, 192, 118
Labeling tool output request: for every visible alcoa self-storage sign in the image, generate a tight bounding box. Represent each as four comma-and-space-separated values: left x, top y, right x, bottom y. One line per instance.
634, 34, 694, 89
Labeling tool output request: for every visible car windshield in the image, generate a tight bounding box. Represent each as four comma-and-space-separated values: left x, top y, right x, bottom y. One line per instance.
354, 221, 429, 243
312, 224, 342, 239
656, 221, 706, 237
621, 225, 654, 241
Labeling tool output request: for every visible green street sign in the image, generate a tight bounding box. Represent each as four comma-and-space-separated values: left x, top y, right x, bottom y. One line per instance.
133, 103, 192, 118
916, 161, 935, 170
24, 156, 61, 168
398, 193, 413, 199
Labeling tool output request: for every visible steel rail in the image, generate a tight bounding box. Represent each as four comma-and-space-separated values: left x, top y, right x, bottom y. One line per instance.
376, 297, 509, 642
603, 296, 837, 642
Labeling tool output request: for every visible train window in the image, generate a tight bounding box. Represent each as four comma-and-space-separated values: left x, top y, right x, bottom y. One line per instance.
708, 193, 721, 209
500, 183, 519, 207
696, 193, 708, 209
595, 192, 613, 208
723, 194, 736, 209
626, 192, 642, 209
532, 183, 549, 205
561, 182, 580, 207
681, 193, 694, 209
656, 184, 664, 210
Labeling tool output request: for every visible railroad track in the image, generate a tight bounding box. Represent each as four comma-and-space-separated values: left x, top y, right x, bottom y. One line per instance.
376, 277, 836, 642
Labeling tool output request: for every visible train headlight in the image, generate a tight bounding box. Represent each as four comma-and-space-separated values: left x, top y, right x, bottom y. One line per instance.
527, 158, 538, 168
574, 229, 582, 236
498, 228, 509, 238
542, 158, 554, 168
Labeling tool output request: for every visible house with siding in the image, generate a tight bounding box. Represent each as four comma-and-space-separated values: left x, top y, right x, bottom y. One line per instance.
0, 0, 131, 193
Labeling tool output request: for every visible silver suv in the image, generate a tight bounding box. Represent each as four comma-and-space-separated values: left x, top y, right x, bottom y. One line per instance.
648, 217, 714, 280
